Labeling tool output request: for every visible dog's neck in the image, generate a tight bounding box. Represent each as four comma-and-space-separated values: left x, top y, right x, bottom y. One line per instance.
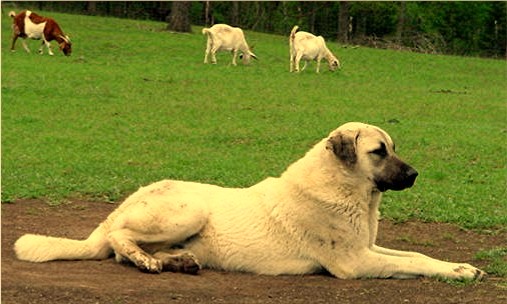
281, 140, 375, 206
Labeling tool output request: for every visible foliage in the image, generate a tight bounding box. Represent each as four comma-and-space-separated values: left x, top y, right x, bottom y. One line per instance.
349, 1, 399, 37
6, 1, 506, 57
404, 2, 502, 56
1, 10, 506, 231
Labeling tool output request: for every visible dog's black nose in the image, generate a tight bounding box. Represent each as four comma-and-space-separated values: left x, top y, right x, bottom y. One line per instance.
374, 163, 419, 192
407, 167, 418, 178
405, 167, 418, 186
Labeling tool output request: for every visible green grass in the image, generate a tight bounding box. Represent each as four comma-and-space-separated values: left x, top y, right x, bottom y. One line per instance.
2, 10, 506, 230
475, 247, 507, 277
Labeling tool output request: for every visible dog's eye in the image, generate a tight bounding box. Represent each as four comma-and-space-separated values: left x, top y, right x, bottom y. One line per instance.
370, 143, 387, 157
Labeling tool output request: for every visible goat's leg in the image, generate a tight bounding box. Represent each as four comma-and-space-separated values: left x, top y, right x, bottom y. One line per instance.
294, 53, 304, 72
204, 39, 212, 63
209, 47, 219, 64
38, 41, 44, 54
41, 38, 54, 56
11, 25, 24, 52
204, 50, 209, 64
208, 41, 220, 64
20, 39, 31, 53
301, 61, 308, 71
231, 50, 238, 66
316, 58, 321, 73
11, 35, 19, 52
289, 51, 295, 72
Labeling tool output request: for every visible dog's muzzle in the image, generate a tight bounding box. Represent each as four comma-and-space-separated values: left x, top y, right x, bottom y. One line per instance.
375, 162, 418, 192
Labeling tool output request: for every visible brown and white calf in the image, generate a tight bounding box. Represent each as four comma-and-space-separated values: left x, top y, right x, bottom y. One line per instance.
9, 10, 72, 56
289, 26, 340, 73
202, 24, 257, 65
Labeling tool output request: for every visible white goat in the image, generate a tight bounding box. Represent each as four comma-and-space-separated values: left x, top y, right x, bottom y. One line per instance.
202, 24, 257, 65
289, 25, 340, 73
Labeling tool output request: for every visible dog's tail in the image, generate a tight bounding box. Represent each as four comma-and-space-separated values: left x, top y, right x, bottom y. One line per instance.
9, 11, 17, 19
14, 224, 111, 262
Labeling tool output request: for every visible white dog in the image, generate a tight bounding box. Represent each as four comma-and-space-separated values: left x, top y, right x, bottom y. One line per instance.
15, 122, 485, 280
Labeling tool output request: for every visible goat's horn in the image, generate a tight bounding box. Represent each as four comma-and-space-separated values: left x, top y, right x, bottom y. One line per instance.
59, 35, 70, 43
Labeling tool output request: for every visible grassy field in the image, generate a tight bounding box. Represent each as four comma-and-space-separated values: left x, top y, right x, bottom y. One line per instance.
1, 10, 506, 230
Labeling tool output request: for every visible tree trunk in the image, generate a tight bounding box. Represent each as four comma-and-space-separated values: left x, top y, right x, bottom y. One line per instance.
396, 2, 406, 44
230, 1, 240, 27
204, 1, 211, 27
167, 1, 192, 33
338, 1, 349, 43
86, 2, 97, 15
309, 2, 316, 33
251, 2, 264, 31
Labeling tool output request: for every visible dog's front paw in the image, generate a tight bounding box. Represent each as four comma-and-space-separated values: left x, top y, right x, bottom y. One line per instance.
452, 263, 486, 280
161, 252, 201, 275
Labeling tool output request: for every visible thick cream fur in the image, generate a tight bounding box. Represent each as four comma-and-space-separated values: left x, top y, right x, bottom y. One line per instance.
14, 123, 484, 280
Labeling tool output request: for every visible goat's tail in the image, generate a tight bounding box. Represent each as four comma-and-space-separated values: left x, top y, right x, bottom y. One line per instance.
202, 27, 210, 35
289, 25, 299, 52
14, 224, 111, 262
290, 25, 299, 41
9, 11, 17, 18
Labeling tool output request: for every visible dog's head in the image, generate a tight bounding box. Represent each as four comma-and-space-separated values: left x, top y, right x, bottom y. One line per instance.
326, 122, 418, 192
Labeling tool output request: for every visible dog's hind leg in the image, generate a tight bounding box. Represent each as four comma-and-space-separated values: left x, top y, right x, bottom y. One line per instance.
108, 229, 164, 273
106, 181, 210, 273
108, 228, 205, 274
107, 209, 208, 273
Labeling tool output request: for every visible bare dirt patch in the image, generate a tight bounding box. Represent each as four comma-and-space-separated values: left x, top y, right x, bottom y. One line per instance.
2, 200, 506, 304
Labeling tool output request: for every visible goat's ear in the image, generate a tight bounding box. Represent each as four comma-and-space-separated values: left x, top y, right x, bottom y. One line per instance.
326, 131, 358, 167
251, 52, 258, 60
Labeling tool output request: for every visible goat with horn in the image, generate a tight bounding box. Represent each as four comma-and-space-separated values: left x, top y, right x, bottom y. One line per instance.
9, 10, 72, 56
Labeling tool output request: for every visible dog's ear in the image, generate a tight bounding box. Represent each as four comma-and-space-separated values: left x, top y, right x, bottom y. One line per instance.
326, 131, 358, 166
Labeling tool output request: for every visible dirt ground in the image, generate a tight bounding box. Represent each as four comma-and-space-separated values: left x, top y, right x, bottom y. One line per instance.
2, 199, 506, 304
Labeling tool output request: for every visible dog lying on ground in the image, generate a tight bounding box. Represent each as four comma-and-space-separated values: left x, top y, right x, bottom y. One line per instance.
14, 122, 485, 280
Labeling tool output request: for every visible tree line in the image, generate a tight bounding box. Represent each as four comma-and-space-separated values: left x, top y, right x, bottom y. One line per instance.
8, 1, 506, 58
